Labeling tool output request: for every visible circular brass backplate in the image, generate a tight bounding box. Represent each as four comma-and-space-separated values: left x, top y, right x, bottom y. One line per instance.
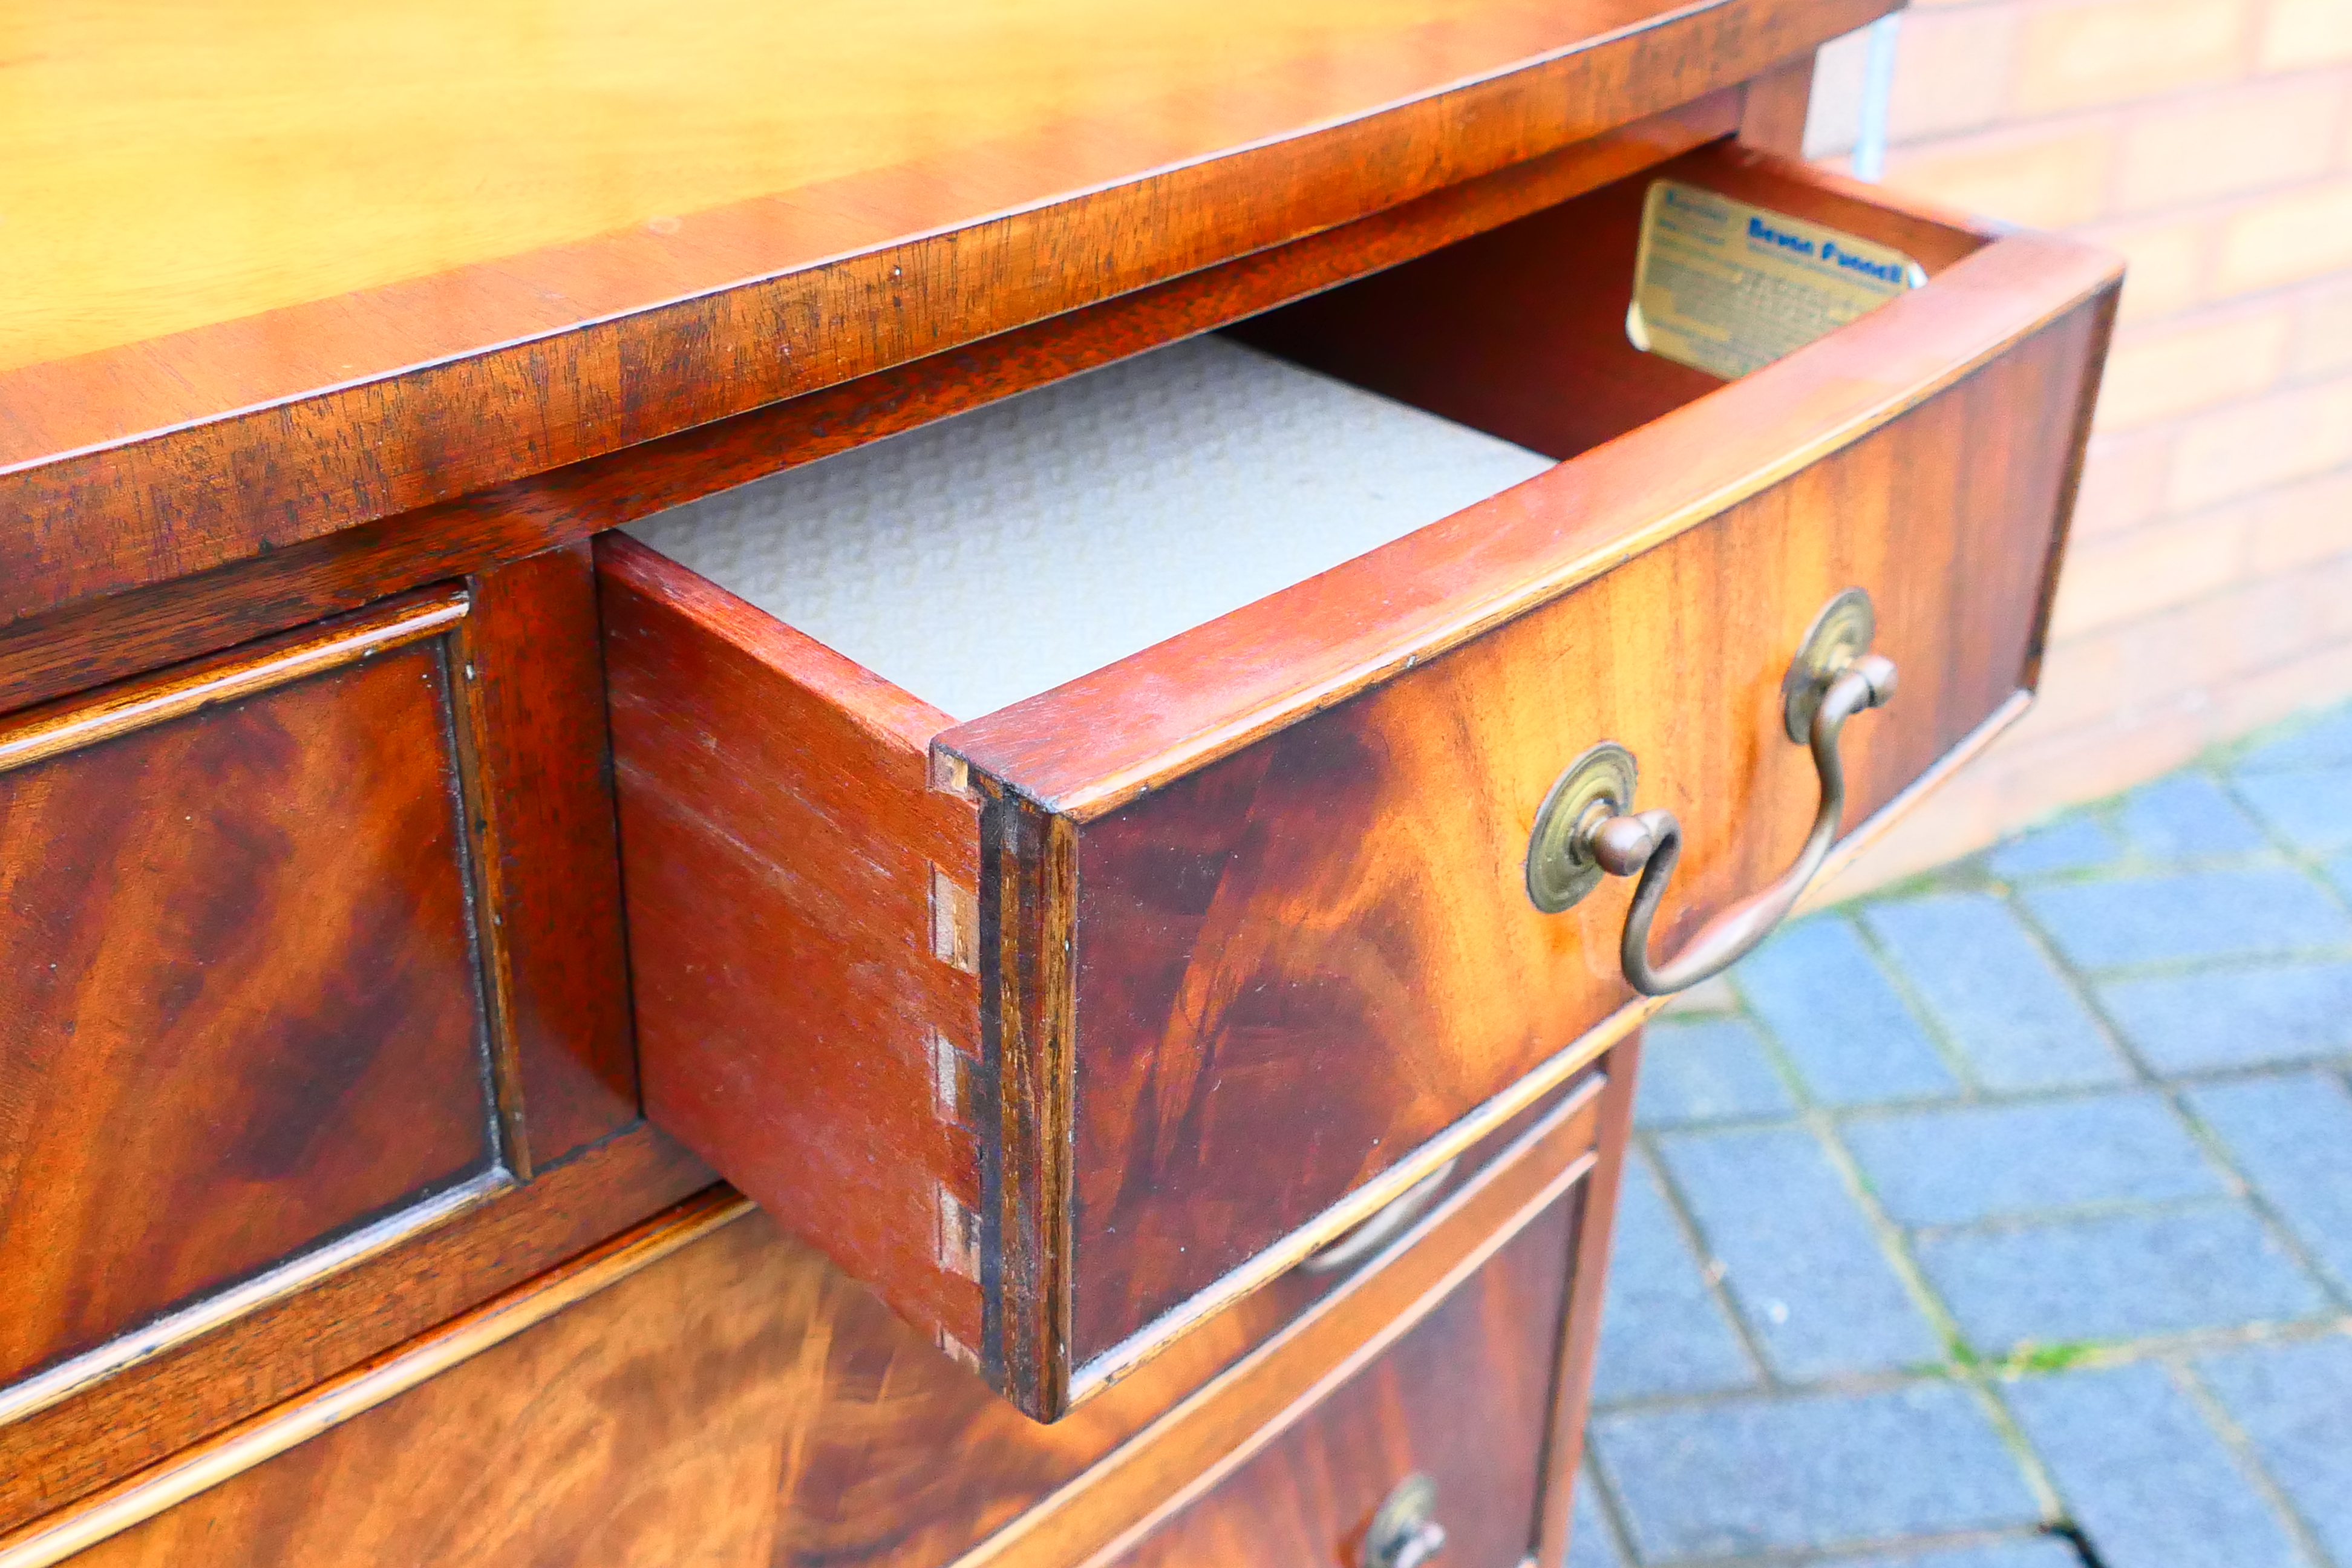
1781, 588, 1877, 744
1526, 741, 1638, 913
1367, 1473, 1440, 1567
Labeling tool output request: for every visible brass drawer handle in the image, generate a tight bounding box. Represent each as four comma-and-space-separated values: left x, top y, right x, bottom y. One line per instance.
1299, 1158, 1459, 1275
1367, 1473, 1448, 1568
1526, 589, 1898, 997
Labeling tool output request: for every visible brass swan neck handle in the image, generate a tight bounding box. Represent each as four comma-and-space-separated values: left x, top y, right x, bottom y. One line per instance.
1523, 589, 1898, 998
1588, 652, 1895, 995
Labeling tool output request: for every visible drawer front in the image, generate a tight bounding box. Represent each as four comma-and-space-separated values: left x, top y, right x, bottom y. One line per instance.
0, 593, 503, 1406
37, 1055, 1609, 1568
1044, 307, 2093, 1365
1114, 1179, 1578, 1568
601, 144, 2121, 1418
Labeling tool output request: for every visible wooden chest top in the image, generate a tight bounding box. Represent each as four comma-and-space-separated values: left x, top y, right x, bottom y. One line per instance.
0, 0, 1892, 632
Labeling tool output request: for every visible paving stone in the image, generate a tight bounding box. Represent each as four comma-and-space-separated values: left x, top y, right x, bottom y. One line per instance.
1863, 895, 2131, 1091
1590, 1151, 1756, 1403
2197, 1338, 2352, 1567
1590, 1383, 2040, 1561
1841, 1093, 2225, 1228
2184, 1071, 2352, 1294
1568, 1468, 1625, 1568
1829, 1542, 2085, 1568
1988, 815, 2123, 878
2122, 774, 2270, 860
1633, 1016, 1796, 1129
2233, 767, 2352, 855
1658, 1126, 1939, 1377
2236, 706, 2352, 773
2097, 962, 2352, 1073
1733, 918, 1960, 1106
2005, 1362, 2310, 1568
1916, 1204, 2328, 1351
2024, 869, 2352, 971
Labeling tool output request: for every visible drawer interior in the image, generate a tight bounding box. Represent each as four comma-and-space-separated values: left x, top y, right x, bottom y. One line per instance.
626, 338, 1552, 720
622, 142, 1990, 724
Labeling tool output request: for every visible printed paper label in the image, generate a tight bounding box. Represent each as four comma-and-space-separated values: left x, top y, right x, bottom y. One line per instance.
1627, 180, 1927, 381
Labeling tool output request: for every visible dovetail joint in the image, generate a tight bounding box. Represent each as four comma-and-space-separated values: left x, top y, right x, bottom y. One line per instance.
936, 1184, 982, 1281
929, 864, 979, 974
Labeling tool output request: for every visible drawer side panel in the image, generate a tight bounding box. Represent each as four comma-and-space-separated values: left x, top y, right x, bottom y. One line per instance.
596, 535, 986, 1357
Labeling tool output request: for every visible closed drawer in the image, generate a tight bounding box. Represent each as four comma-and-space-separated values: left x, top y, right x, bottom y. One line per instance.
598, 141, 2121, 1419
1109, 1171, 1580, 1568
0, 591, 505, 1417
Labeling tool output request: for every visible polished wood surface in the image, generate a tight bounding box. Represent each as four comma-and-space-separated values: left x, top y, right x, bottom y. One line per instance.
0, 1128, 711, 1538
1736, 52, 1818, 158
942, 152, 2114, 812
598, 535, 989, 1361
36, 1059, 1610, 1568
1117, 1195, 1574, 1568
1536, 1035, 1642, 1568
0, 20, 2125, 1567
0, 1, 1802, 371
451, 544, 639, 1165
0, 562, 707, 1532
1232, 143, 1988, 468
0, 0, 1891, 635
0, 96, 1736, 730
0, 601, 494, 1392
606, 149, 2120, 1410
1052, 293, 2106, 1364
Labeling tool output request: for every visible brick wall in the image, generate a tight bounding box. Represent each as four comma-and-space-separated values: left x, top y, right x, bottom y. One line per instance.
1803, 0, 2352, 893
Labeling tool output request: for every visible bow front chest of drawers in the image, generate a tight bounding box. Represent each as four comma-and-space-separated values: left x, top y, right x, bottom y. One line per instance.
0, 4, 2117, 1564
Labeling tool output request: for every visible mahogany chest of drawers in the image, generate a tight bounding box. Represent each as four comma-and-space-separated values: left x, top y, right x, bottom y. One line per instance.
0, 4, 2117, 1564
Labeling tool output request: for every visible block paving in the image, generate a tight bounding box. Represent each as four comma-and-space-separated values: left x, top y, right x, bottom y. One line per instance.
1572, 702, 2352, 1568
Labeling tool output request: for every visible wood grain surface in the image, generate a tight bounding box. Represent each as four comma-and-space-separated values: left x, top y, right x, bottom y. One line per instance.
44, 1070, 1604, 1568
0, 94, 1736, 728
0, 569, 709, 1531
0, 632, 492, 1390
0, 0, 1890, 633
598, 535, 988, 1360
1114, 1194, 1575, 1568
1047, 293, 2109, 1364
0, 1128, 713, 1536
1232, 142, 1990, 468
451, 544, 639, 1166
942, 152, 2118, 813
1535, 1035, 1642, 1568
604, 149, 2118, 1407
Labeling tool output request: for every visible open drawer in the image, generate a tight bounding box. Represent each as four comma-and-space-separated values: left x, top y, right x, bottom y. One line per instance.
596, 142, 2121, 1419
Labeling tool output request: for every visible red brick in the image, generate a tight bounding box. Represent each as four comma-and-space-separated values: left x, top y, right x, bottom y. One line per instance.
2167, 373, 2352, 509
2113, 77, 2344, 215
2213, 177, 2352, 294
2247, 466, 2352, 572
2014, 0, 2250, 114
1884, 119, 2120, 227
2048, 510, 2256, 635
2072, 428, 2179, 535
2080, 213, 2211, 322
2092, 304, 2292, 429
2261, 0, 2352, 70
2288, 275, 2352, 378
